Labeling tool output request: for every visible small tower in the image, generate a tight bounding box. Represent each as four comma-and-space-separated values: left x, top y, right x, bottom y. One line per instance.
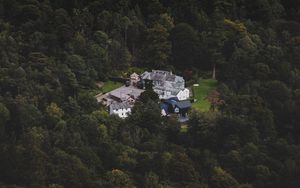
130, 72, 140, 86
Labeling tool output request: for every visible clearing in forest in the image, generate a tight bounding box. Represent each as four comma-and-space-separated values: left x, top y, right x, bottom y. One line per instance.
192, 79, 218, 112
90, 81, 123, 96
100, 81, 123, 93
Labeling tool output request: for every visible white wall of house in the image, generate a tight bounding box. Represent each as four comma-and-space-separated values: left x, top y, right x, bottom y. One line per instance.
155, 88, 189, 100
161, 109, 167, 116
177, 88, 190, 101
112, 108, 131, 118
162, 91, 171, 99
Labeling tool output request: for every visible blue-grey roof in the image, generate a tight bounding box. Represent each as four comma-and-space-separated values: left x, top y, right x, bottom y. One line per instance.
167, 97, 179, 102
175, 100, 192, 109
165, 98, 178, 107
160, 103, 169, 113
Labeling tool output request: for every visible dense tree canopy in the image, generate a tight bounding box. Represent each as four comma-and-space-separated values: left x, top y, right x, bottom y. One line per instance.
0, 0, 299, 187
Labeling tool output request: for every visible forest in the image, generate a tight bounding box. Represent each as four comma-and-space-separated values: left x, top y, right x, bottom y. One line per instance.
0, 0, 299, 187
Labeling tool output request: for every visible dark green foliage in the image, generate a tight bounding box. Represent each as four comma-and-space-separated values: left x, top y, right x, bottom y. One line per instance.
167, 152, 198, 182
138, 88, 159, 103
0, 0, 299, 188
0, 102, 9, 135
171, 23, 200, 69
130, 100, 162, 135
210, 167, 239, 188
142, 23, 171, 69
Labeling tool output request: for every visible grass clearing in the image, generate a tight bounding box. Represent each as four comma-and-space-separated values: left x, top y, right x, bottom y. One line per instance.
89, 81, 123, 96
101, 81, 123, 93
192, 79, 218, 112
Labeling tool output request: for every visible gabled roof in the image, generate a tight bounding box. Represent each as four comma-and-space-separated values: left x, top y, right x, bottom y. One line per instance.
168, 97, 179, 102
165, 97, 179, 107
141, 70, 181, 82
109, 86, 144, 100
130, 72, 139, 78
141, 70, 185, 89
166, 74, 176, 81
175, 100, 192, 109
110, 102, 131, 112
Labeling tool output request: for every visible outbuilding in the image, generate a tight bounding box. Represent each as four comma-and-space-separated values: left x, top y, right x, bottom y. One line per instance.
109, 102, 132, 118
174, 100, 192, 118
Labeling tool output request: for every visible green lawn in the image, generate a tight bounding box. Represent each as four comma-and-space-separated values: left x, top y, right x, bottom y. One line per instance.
192, 79, 218, 112
89, 81, 123, 96
101, 81, 123, 93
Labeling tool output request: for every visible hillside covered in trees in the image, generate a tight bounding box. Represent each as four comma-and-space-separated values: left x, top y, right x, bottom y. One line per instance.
0, 0, 300, 187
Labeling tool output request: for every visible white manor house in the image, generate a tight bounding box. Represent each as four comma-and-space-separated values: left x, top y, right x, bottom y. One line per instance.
97, 70, 190, 119
141, 70, 190, 101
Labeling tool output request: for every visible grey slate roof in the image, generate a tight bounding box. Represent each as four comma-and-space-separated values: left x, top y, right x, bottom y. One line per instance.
141, 70, 173, 81
141, 70, 185, 95
166, 74, 176, 81
109, 86, 144, 100
109, 102, 131, 113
